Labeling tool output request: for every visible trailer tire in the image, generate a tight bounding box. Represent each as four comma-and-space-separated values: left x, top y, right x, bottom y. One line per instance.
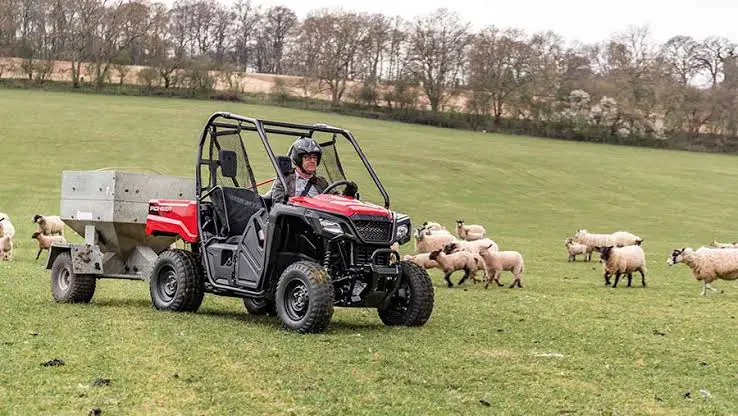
150, 249, 204, 312
378, 261, 434, 327
51, 252, 97, 303
275, 261, 334, 333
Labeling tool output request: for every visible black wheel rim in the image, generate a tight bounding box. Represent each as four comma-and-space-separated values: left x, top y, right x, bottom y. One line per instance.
157, 265, 177, 302
389, 280, 412, 313
283, 279, 309, 321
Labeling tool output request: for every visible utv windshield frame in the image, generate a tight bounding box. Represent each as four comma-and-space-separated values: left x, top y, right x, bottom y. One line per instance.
195, 112, 391, 209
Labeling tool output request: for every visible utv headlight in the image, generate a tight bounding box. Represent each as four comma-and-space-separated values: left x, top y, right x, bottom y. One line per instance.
396, 224, 409, 240
319, 218, 343, 235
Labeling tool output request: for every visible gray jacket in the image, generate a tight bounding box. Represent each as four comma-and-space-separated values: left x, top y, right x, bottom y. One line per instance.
269, 171, 329, 204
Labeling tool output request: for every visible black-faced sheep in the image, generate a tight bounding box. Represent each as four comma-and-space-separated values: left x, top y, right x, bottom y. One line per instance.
421, 221, 446, 232
595, 245, 647, 288
667, 247, 738, 296
32, 231, 67, 260
428, 248, 484, 288
33, 214, 64, 236
455, 220, 486, 241
476, 244, 524, 289
564, 237, 593, 262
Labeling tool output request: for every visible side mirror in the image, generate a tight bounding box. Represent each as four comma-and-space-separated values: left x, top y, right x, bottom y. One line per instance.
276, 155, 293, 177
219, 150, 237, 178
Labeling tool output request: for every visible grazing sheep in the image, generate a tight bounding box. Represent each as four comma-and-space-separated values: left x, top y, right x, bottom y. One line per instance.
455, 220, 486, 241
414, 229, 456, 254
33, 214, 64, 236
0, 214, 16, 238
31, 231, 67, 260
476, 244, 525, 289
710, 240, 738, 249
402, 253, 439, 270
564, 237, 593, 262
0, 235, 12, 261
428, 248, 484, 287
611, 231, 643, 247
595, 245, 647, 288
573, 229, 616, 250
667, 247, 738, 296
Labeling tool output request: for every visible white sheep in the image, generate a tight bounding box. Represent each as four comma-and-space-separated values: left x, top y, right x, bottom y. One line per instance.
414, 228, 456, 254
667, 247, 738, 296
595, 245, 647, 288
0, 214, 16, 238
402, 253, 439, 270
710, 240, 738, 249
428, 248, 485, 287
32, 231, 67, 260
611, 231, 643, 247
574, 229, 642, 249
443, 239, 499, 255
455, 220, 486, 241
0, 235, 12, 261
477, 244, 525, 289
33, 214, 64, 236
420, 221, 446, 232
564, 237, 593, 262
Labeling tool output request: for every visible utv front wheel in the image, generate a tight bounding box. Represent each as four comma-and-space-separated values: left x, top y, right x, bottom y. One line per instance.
150, 250, 204, 312
378, 261, 434, 326
275, 261, 334, 333
244, 297, 277, 316
51, 252, 97, 303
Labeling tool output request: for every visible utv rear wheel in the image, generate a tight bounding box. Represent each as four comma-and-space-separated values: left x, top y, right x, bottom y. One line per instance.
150, 249, 204, 312
51, 252, 97, 303
378, 261, 434, 327
243, 297, 277, 316
275, 261, 334, 333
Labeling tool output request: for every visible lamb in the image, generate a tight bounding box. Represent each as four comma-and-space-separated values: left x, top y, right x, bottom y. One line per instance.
667, 247, 738, 296
710, 240, 738, 249
402, 253, 439, 270
0, 214, 16, 238
33, 214, 64, 236
0, 235, 12, 261
476, 244, 525, 289
595, 245, 647, 288
564, 237, 593, 262
455, 220, 486, 241
32, 231, 67, 260
428, 248, 485, 287
414, 228, 456, 254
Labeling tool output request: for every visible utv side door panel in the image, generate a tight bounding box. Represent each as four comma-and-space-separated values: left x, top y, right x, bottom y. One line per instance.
235, 209, 268, 289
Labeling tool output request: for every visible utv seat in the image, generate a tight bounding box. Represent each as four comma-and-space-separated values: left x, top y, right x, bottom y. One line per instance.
209, 185, 265, 244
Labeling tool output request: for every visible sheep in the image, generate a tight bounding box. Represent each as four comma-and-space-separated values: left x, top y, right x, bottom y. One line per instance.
0, 235, 12, 261
414, 228, 456, 254
476, 244, 525, 289
428, 248, 485, 287
611, 231, 643, 247
564, 237, 593, 262
667, 247, 738, 296
574, 229, 642, 250
710, 240, 738, 249
0, 214, 16, 238
595, 245, 647, 288
443, 239, 499, 256
31, 231, 67, 260
455, 220, 486, 241
33, 214, 64, 236
402, 253, 439, 270
421, 221, 446, 232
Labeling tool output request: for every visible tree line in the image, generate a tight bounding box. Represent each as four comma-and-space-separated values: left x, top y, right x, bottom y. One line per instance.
1, 0, 737, 141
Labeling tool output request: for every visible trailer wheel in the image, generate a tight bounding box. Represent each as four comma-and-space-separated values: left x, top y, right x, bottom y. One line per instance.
243, 297, 277, 316
150, 249, 204, 312
51, 252, 97, 303
275, 261, 334, 333
378, 261, 434, 327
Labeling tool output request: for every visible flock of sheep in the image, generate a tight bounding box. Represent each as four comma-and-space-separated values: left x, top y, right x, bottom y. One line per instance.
3, 210, 738, 297
0, 213, 66, 261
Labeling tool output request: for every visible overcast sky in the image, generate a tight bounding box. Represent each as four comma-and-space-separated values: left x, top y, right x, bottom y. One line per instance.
158, 0, 738, 46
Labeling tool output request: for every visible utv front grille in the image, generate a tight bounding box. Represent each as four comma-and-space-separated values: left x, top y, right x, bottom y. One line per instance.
354, 245, 390, 266
352, 215, 393, 242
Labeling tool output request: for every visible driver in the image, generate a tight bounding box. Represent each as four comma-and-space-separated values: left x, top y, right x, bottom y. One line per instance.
270, 136, 329, 203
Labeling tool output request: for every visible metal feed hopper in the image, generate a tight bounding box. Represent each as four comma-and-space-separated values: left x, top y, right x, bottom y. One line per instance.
49, 170, 195, 280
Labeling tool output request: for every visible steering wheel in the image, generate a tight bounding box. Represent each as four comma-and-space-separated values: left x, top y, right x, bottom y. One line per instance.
322, 180, 359, 198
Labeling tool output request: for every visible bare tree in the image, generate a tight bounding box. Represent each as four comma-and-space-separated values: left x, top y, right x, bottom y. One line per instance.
232, 0, 260, 71
661, 35, 700, 85
407, 8, 470, 113
255, 5, 296, 73
695, 36, 736, 88
210, 2, 234, 68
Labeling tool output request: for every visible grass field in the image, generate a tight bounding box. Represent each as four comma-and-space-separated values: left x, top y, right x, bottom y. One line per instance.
2, 89, 738, 415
